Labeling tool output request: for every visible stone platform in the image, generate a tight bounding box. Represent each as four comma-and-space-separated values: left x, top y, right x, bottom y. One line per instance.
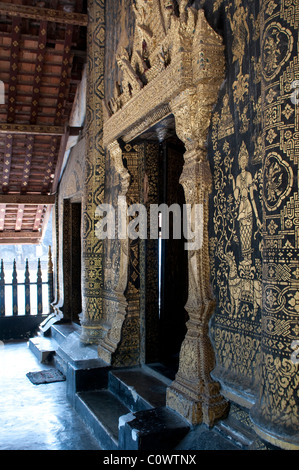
28, 320, 277, 451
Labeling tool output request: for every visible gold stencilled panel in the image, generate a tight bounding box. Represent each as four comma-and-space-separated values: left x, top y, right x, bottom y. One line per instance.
250, 0, 299, 444
80, 0, 106, 344
205, 0, 298, 446
208, 0, 263, 398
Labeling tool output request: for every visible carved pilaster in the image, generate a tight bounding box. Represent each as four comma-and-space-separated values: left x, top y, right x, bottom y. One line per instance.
166, 92, 229, 426
97, 141, 131, 364
80, 0, 106, 344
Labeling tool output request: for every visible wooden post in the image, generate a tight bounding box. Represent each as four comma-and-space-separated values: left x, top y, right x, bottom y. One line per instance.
12, 259, 18, 316
24, 259, 30, 316
37, 259, 42, 315
0, 259, 5, 317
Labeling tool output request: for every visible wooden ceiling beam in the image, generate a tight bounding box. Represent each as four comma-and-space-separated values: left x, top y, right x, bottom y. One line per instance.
0, 232, 43, 244
1, 134, 13, 193
33, 204, 44, 231
30, 21, 48, 125
6, 17, 22, 124
0, 205, 6, 231
0, 123, 64, 136
0, 124, 80, 136
0, 3, 88, 27
54, 24, 74, 126
42, 137, 58, 193
0, 194, 55, 205
21, 136, 34, 192
15, 204, 25, 232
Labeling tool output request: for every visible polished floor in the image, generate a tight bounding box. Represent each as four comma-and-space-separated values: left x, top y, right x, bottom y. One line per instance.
0, 339, 102, 450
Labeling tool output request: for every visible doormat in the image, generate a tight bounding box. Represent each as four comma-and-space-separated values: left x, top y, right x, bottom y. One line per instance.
26, 369, 66, 385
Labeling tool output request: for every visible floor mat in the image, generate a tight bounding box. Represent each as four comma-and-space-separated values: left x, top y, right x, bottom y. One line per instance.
26, 369, 66, 385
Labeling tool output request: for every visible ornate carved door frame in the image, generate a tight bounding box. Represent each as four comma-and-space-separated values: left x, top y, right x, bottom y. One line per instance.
99, 4, 229, 426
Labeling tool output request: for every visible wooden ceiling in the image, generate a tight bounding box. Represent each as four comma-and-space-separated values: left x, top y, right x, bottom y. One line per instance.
0, 0, 87, 244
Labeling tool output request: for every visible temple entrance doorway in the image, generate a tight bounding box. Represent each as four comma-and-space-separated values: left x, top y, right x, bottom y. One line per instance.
131, 117, 189, 379
62, 200, 82, 324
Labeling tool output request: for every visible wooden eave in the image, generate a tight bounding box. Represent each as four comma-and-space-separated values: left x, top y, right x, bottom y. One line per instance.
0, 0, 87, 244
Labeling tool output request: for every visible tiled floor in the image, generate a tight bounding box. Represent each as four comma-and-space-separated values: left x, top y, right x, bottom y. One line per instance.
0, 339, 102, 450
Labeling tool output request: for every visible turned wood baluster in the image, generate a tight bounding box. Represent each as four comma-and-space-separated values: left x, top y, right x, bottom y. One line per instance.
37, 259, 42, 316
24, 259, 30, 316
12, 259, 18, 316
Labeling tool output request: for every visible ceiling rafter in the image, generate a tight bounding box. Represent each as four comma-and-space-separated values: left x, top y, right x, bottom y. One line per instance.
0, 2, 88, 26
0, 123, 65, 136
6, 17, 22, 124
21, 135, 34, 193
1, 134, 13, 192
54, 23, 74, 126
0, 205, 6, 231
15, 204, 24, 231
33, 204, 45, 232
42, 137, 58, 194
30, 20, 48, 125
0, 194, 55, 205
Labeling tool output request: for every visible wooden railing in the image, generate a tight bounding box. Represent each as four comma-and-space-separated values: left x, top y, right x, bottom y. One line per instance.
0, 246, 54, 318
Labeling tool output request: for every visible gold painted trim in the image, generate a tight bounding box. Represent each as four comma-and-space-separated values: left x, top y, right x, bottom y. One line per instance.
253, 424, 299, 450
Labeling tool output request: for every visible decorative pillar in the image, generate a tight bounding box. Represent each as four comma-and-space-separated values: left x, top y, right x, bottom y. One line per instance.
166, 85, 229, 427
80, 0, 106, 344
97, 140, 130, 363
250, 1, 299, 450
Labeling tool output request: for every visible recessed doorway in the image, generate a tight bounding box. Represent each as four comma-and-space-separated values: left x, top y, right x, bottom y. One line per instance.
133, 115, 189, 380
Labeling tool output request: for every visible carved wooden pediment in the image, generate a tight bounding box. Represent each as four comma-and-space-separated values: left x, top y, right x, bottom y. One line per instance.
103, 1, 225, 147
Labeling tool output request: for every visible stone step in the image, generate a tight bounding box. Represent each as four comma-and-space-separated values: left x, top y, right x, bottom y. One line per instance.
108, 367, 168, 413
74, 389, 131, 450
214, 405, 264, 450
50, 322, 80, 345
28, 335, 59, 363
28, 322, 81, 369
118, 406, 190, 451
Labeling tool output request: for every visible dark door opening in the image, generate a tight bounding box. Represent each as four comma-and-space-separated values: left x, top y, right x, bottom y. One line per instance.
156, 139, 189, 377
132, 117, 189, 379
63, 200, 82, 324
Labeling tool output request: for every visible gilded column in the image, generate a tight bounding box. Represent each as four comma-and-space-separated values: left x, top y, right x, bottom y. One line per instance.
164, 10, 229, 427
250, 1, 299, 449
97, 140, 130, 362
166, 85, 229, 427
80, 0, 106, 344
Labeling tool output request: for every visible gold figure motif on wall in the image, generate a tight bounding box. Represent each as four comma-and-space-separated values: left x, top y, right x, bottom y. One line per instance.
218, 94, 235, 140
232, 141, 262, 266
226, 0, 249, 77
